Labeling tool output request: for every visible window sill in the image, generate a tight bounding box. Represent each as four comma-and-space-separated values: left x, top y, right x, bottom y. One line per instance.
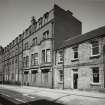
30, 65, 39, 68
58, 62, 63, 64
71, 58, 79, 62
58, 81, 63, 84
90, 82, 101, 86
89, 54, 100, 59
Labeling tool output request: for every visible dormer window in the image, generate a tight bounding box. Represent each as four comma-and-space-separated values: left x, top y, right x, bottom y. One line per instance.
16, 37, 18, 44
32, 37, 37, 46
19, 34, 22, 41
38, 17, 43, 28
44, 12, 49, 23
24, 42, 28, 50
91, 41, 99, 56
31, 16, 36, 25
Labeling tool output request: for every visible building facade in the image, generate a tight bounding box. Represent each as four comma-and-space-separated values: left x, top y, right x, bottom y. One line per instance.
54, 26, 105, 90
0, 5, 81, 88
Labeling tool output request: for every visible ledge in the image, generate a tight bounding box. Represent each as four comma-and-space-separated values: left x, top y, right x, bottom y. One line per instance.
40, 63, 52, 68
58, 81, 63, 84
71, 59, 79, 62
89, 55, 100, 59
58, 62, 63, 64
90, 82, 101, 86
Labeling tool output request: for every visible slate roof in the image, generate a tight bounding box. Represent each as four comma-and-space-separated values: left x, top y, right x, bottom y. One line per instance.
61, 26, 105, 49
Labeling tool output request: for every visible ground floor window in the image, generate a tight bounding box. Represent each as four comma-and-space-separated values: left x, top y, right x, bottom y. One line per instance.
42, 69, 49, 83
24, 71, 29, 82
11, 73, 14, 80
31, 70, 37, 82
92, 67, 99, 83
59, 70, 64, 81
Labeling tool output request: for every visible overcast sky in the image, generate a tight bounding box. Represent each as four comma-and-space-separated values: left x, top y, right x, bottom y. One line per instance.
0, 0, 105, 47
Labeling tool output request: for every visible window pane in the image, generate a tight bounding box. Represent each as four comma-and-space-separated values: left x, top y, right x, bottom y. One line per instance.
92, 47, 99, 55
92, 41, 99, 55
46, 49, 51, 63
93, 67, 99, 83
58, 51, 63, 63
34, 53, 38, 65
44, 72, 48, 83
59, 70, 64, 81
42, 50, 45, 63
73, 47, 78, 58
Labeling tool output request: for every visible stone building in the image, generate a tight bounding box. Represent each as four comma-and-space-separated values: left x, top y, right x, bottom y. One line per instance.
54, 26, 105, 90
0, 46, 4, 84
0, 5, 81, 88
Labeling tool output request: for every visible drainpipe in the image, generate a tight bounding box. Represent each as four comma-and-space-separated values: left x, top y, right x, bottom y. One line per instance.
62, 48, 64, 89
51, 21, 55, 89
21, 39, 24, 86
17, 42, 19, 84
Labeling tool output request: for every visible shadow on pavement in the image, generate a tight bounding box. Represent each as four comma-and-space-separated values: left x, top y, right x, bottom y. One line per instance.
0, 94, 64, 105
22, 100, 64, 105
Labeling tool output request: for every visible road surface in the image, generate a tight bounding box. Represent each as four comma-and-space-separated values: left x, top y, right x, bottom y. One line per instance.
0, 85, 105, 105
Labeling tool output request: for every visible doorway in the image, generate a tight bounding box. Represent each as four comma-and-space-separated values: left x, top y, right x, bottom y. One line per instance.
73, 73, 78, 89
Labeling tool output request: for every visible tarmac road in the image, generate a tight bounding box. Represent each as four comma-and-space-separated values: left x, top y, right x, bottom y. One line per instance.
0, 85, 105, 105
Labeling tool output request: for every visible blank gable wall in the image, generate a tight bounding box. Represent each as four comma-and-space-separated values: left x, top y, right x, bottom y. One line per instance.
54, 5, 82, 50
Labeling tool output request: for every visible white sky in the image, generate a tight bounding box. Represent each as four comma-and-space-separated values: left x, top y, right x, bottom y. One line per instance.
0, 0, 105, 47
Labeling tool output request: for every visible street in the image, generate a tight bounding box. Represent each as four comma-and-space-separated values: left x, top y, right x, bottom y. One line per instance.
0, 85, 105, 105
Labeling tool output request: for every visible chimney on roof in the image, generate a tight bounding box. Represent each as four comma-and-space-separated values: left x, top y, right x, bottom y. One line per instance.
66, 10, 73, 15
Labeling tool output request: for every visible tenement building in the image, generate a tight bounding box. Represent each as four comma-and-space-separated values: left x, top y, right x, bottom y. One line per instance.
54, 26, 105, 90
0, 5, 81, 88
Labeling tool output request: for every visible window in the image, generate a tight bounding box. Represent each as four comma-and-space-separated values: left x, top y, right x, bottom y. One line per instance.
92, 41, 99, 55
46, 49, 51, 63
24, 71, 28, 82
43, 30, 49, 40
44, 72, 48, 83
11, 73, 14, 80
23, 57, 26, 67
59, 70, 64, 81
32, 37, 37, 46
31, 70, 37, 82
34, 53, 38, 65
23, 56, 29, 67
19, 34, 22, 41
58, 50, 63, 63
12, 58, 14, 64
73, 47, 78, 59
31, 53, 38, 66
31, 54, 34, 66
38, 17, 43, 27
92, 67, 99, 83
42, 50, 45, 64
44, 12, 49, 23
26, 56, 29, 67
15, 58, 17, 63
24, 42, 28, 50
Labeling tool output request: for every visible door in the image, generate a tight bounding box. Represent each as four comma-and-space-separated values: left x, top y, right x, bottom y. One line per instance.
73, 73, 78, 89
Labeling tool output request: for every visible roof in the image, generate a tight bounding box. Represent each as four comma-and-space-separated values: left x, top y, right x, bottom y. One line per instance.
61, 26, 105, 49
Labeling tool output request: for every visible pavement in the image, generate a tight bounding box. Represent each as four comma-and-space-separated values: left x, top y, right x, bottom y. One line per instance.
0, 84, 105, 105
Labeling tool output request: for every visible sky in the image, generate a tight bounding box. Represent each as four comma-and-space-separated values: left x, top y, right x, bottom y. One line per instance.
0, 0, 105, 47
